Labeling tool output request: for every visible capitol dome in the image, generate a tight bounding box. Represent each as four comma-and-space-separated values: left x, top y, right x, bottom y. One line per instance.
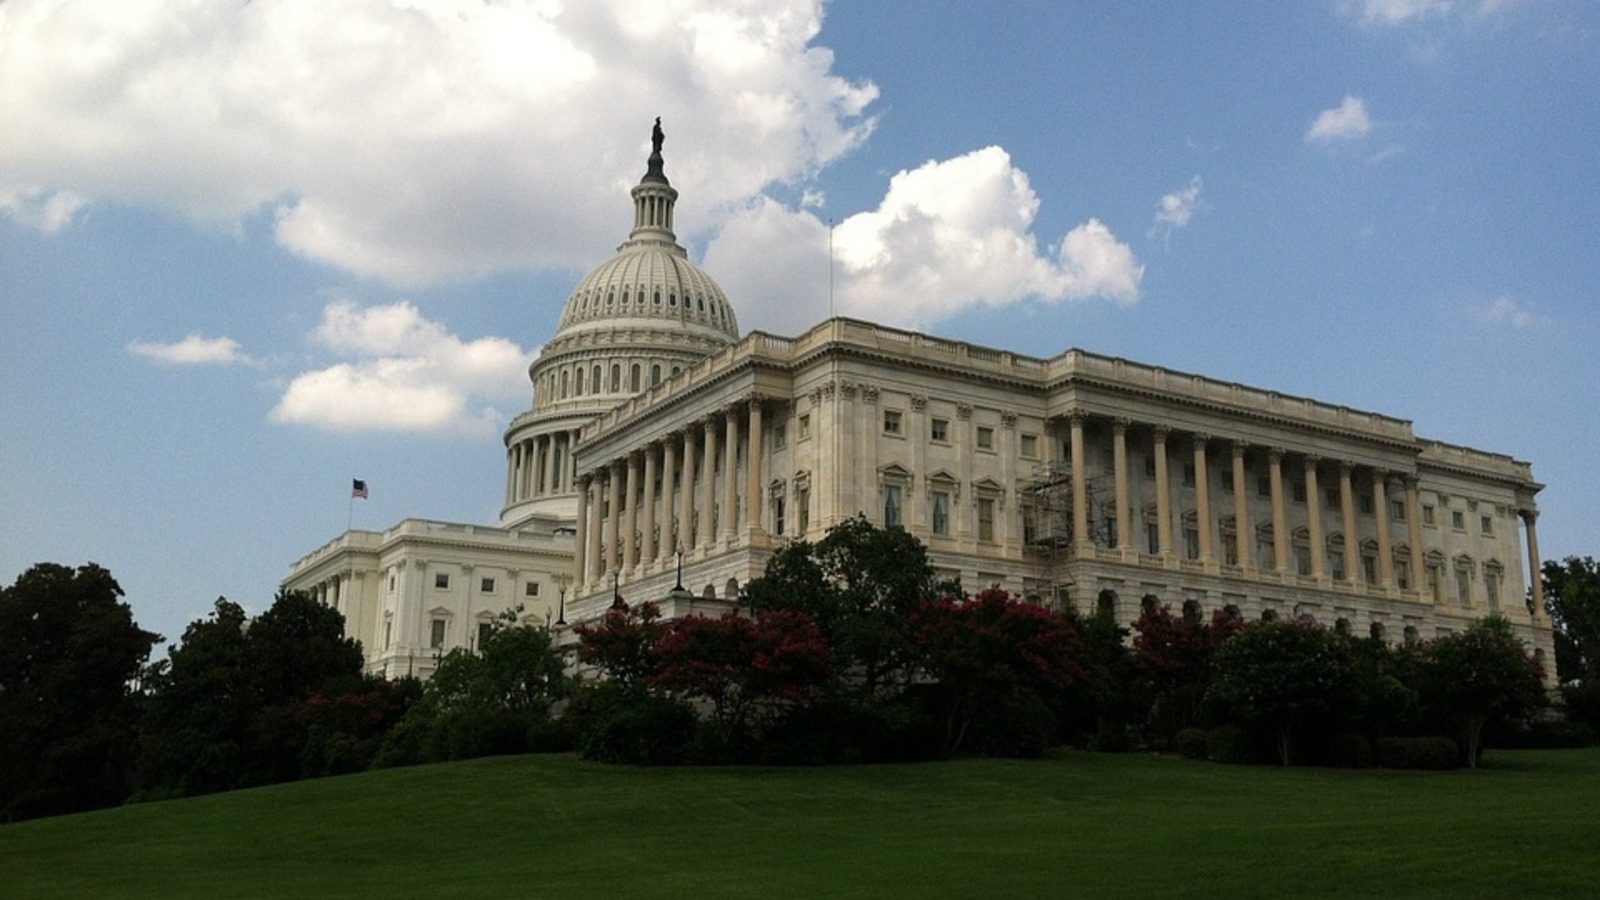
499, 120, 740, 528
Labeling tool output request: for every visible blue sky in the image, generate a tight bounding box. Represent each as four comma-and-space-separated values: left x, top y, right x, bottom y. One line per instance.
2, 0, 1596, 644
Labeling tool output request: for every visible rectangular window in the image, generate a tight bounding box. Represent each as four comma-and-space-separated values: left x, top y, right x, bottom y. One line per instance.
1147, 522, 1160, 554
1455, 564, 1470, 607
1022, 506, 1037, 544
774, 497, 786, 535
1486, 571, 1500, 610
1296, 545, 1312, 576
477, 622, 492, 649
1293, 482, 1307, 503
434, 572, 449, 590
883, 410, 903, 436
798, 414, 811, 440
1185, 527, 1200, 560
976, 427, 995, 450
1145, 455, 1157, 478
977, 498, 995, 542
773, 423, 787, 450
1359, 494, 1374, 515
385, 621, 393, 648
1223, 533, 1238, 566
1330, 549, 1346, 581
1428, 564, 1442, 602
1020, 434, 1039, 458
797, 487, 810, 534
1326, 487, 1340, 509
1258, 475, 1272, 497
430, 619, 446, 649
884, 485, 903, 527
1183, 463, 1196, 487
1423, 505, 1436, 526
1363, 555, 1378, 584
480, 577, 495, 593
1451, 510, 1465, 531
1396, 555, 1411, 590
1480, 515, 1493, 536
1105, 516, 1118, 549
1220, 471, 1233, 492
389, 574, 396, 592
525, 582, 539, 597
932, 491, 951, 536
1392, 499, 1407, 521
931, 418, 950, 442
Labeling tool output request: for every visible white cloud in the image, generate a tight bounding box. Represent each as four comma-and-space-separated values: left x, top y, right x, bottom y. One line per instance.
1478, 295, 1540, 329
0, 0, 876, 285
0, 186, 87, 234
271, 300, 534, 437
1306, 96, 1374, 144
1153, 176, 1203, 235
128, 334, 251, 366
1354, 0, 1453, 24
705, 146, 1141, 333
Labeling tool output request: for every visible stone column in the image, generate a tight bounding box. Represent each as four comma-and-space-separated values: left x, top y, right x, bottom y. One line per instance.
623, 453, 640, 573
1232, 441, 1252, 570
505, 446, 516, 505
661, 436, 678, 561
1339, 464, 1358, 584
1306, 457, 1325, 579
1523, 510, 1545, 620
544, 434, 559, 497
746, 399, 764, 537
682, 430, 698, 552
1070, 413, 1088, 549
723, 409, 739, 541
587, 478, 603, 582
700, 417, 717, 548
1406, 476, 1425, 592
573, 475, 590, 591
642, 443, 658, 566
1194, 434, 1213, 563
605, 463, 621, 576
1112, 419, 1131, 551
1374, 474, 1394, 589
1154, 426, 1172, 557
1269, 448, 1289, 573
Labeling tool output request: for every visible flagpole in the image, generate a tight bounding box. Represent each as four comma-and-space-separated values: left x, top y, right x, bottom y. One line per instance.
347, 489, 354, 532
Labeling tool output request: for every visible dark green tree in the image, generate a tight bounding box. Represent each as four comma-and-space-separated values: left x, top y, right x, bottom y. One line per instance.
743, 515, 936, 696
0, 563, 160, 821
425, 607, 570, 716
1421, 616, 1545, 767
1544, 557, 1600, 682
1208, 621, 1352, 765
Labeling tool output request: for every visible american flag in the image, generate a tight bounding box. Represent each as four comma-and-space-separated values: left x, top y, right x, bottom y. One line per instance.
352, 479, 368, 499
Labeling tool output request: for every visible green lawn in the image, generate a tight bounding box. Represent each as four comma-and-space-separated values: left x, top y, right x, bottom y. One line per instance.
2, 749, 1597, 898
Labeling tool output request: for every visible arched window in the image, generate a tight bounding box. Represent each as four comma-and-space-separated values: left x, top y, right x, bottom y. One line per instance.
574, 367, 584, 396
1140, 595, 1160, 616
592, 365, 601, 392
697, 296, 705, 312
1182, 599, 1202, 624
669, 292, 677, 307
610, 365, 621, 392
630, 364, 641, 392
654, 290, 661, 306
1403, 625, 1420, 647
1096, 589, 1117, 621
1261, 608, 1279, 623
1370, 621, 1387, 642
622, 290, 629, 306
1335, 618, 1351, 635
607, 290, 614, 306
651, 364, 661, 386
560, 369, 569, 399
671, 365, 681, 376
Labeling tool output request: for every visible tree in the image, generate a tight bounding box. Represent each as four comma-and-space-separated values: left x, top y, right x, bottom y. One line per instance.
912, 589, 1086, 755
426, 607, 570, 716
1544, 557, 1600, 684
1421, 616, 1545, 768
652, 610, 833, 747
1208, 621, 1351, 765
1132, 606, 1244, 737
743, 515, 936, 696
574, 601, 666, 693
139, 590, 365, 795
0, 563, 160, 821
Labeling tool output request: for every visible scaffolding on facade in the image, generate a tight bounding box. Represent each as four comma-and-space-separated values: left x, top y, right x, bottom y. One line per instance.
1023, 459, 1116, 573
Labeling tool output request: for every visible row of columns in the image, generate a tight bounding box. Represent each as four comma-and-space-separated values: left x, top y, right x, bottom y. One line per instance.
505, 429, 580, 505
1067, 415, 1539, 604
573, 399, 768, 593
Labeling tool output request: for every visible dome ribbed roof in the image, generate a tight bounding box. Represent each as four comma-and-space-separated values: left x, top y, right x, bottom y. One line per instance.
551, 122, 738, 345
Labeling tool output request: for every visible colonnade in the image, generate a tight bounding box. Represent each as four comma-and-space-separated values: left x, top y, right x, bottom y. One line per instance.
1064, 414, 1544, 611
574, 398, 766, 593
505, 428, 581, 505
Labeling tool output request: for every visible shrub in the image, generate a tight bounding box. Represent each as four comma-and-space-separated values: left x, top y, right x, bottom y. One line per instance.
1328, 733, 1374, 769
1206, 725, 1254, 764
1089, 723, 1131, 753
1374, 736, 1459, 770
1175, 728, 1208, 760
576, 690, 697, 766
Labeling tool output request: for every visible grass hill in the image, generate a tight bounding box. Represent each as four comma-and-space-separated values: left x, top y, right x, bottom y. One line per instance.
2, 749, 1597, 898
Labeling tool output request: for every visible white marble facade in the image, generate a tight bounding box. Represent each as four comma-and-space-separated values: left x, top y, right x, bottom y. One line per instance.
287, 130, 1554, 680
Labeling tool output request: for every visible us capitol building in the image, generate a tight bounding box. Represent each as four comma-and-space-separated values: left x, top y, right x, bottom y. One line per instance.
286, 125, 1554, 681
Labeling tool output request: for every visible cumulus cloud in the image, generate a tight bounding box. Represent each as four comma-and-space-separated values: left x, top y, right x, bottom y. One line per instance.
0, 0, 876, 285
1344, 0, 1514, 24
0, 186, 88, 234
1306, 96, 1374, 144
1478, 295, 1540, 329
705, 146, 1141, 334
271, 300, 533, 437
128, 334, 251, 366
